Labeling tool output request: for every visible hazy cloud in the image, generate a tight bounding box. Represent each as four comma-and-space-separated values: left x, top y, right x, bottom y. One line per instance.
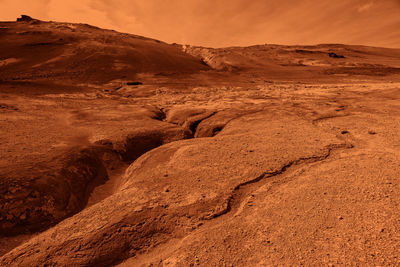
0, 0, 399, 48
358, 1, 375, 12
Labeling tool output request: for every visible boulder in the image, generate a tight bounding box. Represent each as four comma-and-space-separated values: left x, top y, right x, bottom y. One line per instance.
17, 15, 34, 22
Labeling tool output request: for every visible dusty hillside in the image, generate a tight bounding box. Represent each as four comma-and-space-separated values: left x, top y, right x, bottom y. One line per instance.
182, 43, 400, 80
1, 17, 400, 266
0, 17, 209, 84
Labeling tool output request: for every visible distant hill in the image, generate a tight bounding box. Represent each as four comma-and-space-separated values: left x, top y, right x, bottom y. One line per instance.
0, 17, 209, 84
1, 16, 400, 85
183, 43, 400, 79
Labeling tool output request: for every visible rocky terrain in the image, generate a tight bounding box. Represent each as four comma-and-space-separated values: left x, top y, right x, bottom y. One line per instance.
1, 16, 400, 266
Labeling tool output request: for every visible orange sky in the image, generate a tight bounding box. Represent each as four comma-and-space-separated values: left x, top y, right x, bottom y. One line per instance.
1, 0, 399, 48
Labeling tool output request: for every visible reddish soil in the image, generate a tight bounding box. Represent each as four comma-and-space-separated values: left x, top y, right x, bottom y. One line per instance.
1, 17, 400, 266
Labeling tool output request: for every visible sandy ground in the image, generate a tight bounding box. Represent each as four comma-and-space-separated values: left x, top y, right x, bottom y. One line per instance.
1, 18, 400, 266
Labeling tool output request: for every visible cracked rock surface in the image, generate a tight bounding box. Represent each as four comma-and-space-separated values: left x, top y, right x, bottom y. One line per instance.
1, 111, 347, 266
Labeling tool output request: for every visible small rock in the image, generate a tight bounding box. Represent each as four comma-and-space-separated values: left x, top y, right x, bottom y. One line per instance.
126, 81, 143, 86
328, 52, 345, 59
17, 15, 34, 22
133, 206, 143, 212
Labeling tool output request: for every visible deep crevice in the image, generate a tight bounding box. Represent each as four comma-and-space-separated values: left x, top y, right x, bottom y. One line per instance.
0, 145, 110, 236
188, 112, 216, 137
0, 125, 189, 239
194, 109, 266, 138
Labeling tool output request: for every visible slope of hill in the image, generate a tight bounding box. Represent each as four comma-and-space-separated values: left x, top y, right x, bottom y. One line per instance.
0, 17, 209, 84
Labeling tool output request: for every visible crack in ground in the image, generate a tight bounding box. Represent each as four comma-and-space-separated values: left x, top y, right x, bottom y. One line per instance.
203, 143, 353, 220
312, 114, 351, 125
194, 108, 268, 138
120, 142, 355, 266
189, 111, 217, 137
